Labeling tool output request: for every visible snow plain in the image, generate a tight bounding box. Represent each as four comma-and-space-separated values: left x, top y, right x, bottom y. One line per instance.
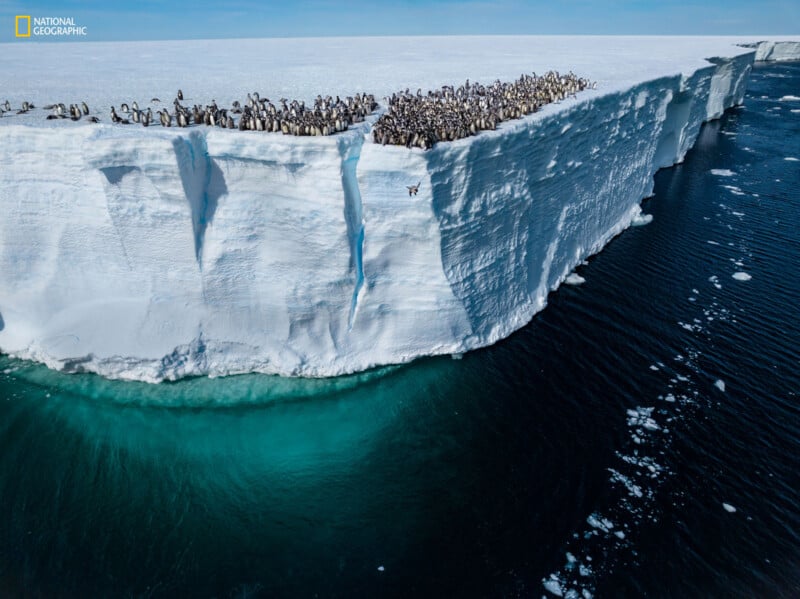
1, 36, 799, 381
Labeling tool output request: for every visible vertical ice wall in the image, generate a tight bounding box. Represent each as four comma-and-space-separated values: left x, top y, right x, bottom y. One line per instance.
0, 44, 787, 381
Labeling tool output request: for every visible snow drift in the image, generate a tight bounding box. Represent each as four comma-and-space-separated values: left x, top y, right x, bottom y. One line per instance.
1, 38, 798, 381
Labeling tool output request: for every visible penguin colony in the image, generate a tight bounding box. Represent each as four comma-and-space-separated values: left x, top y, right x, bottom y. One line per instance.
108, 89, 379, 136
1, 90, 377, 136
373, 71, 594, 149
1, 71, 594, 149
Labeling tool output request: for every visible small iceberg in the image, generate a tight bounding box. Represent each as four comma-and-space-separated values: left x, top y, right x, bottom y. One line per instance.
565, 273, 586, 286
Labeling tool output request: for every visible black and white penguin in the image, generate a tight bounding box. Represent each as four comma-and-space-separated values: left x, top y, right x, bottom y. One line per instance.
81, 101, 89, 115
177, 89, 183, 101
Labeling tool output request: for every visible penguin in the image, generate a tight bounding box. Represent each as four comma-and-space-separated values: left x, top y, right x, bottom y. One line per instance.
151, 97, 161, 103
81, 101, 89, 115
121, 103, 129, 113
406, 181, 421, 196
177, 89, 183, 101
88, 116, 100, 123
3, 100, 10, 112
132, 101, 139, 112
227, 115, 235, 129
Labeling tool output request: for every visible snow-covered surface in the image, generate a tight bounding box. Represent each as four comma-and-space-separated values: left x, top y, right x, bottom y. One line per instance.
1, 37, 799, 381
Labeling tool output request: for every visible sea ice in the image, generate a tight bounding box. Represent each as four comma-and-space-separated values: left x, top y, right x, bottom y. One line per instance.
723, 185, 746, 196
732, 272, 752, 281
715, 379, 726, 392
565, 274, 586, 286
710, 169, 736, 177
722, 503, 737, 513
544, 577, 564, 596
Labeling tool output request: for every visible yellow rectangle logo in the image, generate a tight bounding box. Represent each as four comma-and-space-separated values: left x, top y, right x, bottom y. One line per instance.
16, 15, 31, 37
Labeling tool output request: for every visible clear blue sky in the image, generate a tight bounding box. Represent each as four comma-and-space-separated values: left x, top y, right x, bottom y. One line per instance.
1, 0, 798, 43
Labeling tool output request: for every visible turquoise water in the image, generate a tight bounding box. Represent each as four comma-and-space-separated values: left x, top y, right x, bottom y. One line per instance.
2, 60, 800, 597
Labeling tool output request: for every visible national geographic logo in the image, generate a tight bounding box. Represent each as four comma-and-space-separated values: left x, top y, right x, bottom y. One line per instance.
15, 16, 88, 38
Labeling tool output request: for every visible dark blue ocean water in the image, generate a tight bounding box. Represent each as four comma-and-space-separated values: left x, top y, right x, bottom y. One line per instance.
1, 60, 799, 598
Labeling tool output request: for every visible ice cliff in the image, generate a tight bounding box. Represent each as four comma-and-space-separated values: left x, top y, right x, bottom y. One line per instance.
1, 38, 799, 381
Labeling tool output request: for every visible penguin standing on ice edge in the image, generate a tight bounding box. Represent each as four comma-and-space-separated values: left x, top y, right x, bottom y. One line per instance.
407, 181, 421, 196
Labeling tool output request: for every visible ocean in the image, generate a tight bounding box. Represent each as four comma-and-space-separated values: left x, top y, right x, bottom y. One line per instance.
1, 59, 798, 598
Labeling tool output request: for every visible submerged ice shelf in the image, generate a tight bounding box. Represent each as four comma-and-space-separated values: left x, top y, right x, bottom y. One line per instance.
1, 37, 799, 382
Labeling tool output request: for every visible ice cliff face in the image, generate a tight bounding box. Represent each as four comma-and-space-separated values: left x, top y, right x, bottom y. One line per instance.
0, 40, 797, 382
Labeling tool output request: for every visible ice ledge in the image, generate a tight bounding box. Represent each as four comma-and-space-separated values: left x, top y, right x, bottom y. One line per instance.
1, 40, 799, 382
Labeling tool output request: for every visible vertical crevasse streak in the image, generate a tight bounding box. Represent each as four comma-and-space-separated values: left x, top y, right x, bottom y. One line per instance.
340, 135, 366, 330
173, 131, 225, 269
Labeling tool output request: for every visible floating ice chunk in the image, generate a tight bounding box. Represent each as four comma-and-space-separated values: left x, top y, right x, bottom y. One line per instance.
715, 379, 726, 392
582, 590, 593, 599
566, 552, 577, 564
723, 185, 746, 196
710, 169, 735, 177
779, 95, 800, 101
785, 157, 799, 162
544, 576, 564, 596
377, 566, 385, 572
609, 469, 643, 498
732, 272, 751, 281
451, 353, 463, 360
664, 393, 676, 402
631, 212, 653, 226
707, 240, 720, 245
791, 109, 800, 114
586, 513, 614, 532
649, 364, 659, 371
614, 531, 626, 539
708, 275, 722, 290
565, 273, 586, 285
722, 503, 737, 513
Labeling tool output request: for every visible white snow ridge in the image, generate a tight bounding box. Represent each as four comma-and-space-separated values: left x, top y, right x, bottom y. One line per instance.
2, 37, 800, 382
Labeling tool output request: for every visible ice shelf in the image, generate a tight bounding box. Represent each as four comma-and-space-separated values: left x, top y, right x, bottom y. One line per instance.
1, 37, 798, 381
